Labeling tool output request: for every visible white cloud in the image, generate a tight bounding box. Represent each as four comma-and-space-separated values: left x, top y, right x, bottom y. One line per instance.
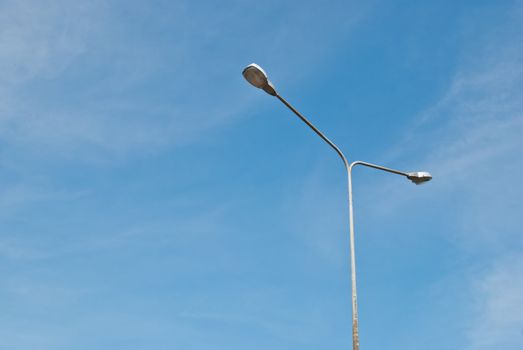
466, 254, 523, 350
316, 4, 523, 349
367, 0, 523, 248
0, 1, 365, 160
375, 4, 523, 349
0, 1, 99, 85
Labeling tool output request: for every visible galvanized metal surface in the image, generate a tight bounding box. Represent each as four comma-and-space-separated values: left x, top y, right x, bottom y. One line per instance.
275, 93, 361, 350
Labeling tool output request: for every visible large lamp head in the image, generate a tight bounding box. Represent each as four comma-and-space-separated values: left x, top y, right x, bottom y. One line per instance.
242, 63, 277, 96
406, 171, 432, 185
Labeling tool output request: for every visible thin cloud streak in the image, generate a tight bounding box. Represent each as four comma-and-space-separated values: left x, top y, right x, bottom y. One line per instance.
275, 3, 522, 348
363, 4, 523, 349
465, 254, 523, 350
0, 1, 365, 160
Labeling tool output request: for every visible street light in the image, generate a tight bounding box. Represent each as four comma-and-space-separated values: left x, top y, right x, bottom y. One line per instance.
242, 63, 432, 350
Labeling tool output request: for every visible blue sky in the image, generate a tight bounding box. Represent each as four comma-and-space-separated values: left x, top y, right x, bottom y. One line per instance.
1, 0, 522, 349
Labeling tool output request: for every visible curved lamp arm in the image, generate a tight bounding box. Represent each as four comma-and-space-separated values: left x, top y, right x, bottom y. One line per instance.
275, 94, 350, 170
350, 160, 407, 176
242, 63, 431, 350
273, 92, 360, 350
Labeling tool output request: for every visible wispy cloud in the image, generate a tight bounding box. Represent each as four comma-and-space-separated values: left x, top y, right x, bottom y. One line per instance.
0, 1, 99, 85
367, 0, 523, 247
365, 3, 523, 349
466, 254, 523, 350
0, 0, 365, 160
281, 5, 523, 345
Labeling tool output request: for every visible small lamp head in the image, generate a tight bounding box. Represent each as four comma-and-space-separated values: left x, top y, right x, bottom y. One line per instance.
242, 63, 277, 96
406, 171, 432, 185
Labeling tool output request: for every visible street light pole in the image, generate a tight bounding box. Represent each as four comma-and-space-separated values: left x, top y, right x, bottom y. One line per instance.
274, 93, 361, 350
242, 63, 432, 350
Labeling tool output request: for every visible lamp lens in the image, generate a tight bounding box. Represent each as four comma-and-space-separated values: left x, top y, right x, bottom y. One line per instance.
242, 64, 268, 89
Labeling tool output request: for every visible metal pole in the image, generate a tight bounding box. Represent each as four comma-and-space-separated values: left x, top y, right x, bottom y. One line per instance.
243, 64, 428, 349
346, 161, 411, 348
275, 93, 360, 350
274, 94, 416, 350
347, 163, 360, 350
